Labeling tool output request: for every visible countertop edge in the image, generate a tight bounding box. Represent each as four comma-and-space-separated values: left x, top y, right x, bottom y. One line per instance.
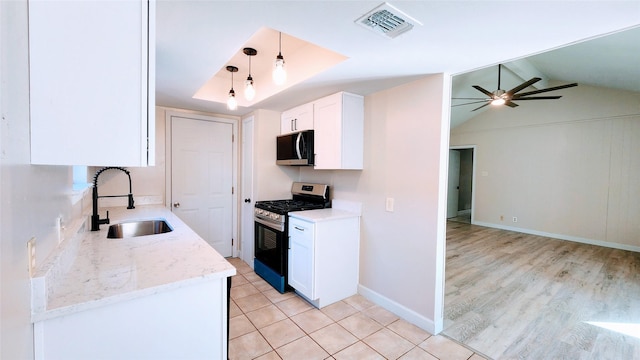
31, 268, 235, 323
289, 208, 361, 222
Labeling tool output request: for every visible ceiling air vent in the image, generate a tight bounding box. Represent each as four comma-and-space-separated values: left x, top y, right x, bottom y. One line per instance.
356, 2, 420, 39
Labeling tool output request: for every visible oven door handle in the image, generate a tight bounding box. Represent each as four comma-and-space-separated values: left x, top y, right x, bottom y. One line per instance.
255, 217, 285, 232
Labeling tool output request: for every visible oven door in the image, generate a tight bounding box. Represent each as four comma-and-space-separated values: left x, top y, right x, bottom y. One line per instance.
254, 220, 287, 275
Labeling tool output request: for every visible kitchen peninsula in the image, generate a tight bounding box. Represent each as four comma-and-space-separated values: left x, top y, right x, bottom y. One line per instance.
31, 205, 235, 359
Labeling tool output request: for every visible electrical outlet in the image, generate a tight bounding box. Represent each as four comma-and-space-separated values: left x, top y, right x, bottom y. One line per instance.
27, 237, 36, 277
385, 197, 394, 212
513, 217, 518, 223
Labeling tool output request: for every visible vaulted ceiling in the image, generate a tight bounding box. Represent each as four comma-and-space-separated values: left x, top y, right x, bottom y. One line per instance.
450, 26, 640, 128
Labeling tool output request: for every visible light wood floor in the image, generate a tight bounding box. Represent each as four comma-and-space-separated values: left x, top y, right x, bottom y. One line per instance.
443, 221, 640, 359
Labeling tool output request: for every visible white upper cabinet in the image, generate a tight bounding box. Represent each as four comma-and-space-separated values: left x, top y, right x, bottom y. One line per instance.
313, 92, 364, 170
28, 0, 156, 166
280, 103, 313, 135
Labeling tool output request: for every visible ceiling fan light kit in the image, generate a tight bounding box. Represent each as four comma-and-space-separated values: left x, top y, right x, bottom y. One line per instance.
454, 64, 578, 111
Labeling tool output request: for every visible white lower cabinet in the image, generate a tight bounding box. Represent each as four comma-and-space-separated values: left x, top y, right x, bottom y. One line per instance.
34, 278, 229, 360
288, 211, 360, 308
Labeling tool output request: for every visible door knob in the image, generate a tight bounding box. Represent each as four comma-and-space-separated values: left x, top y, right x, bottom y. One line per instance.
244, 198, 251, 203
173, 202, 180, 208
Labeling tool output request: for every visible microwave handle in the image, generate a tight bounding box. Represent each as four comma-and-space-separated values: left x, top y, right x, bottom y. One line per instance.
295, 132, 303, 159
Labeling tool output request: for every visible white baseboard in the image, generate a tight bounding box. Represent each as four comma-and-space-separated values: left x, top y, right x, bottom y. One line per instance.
473, 221, 640, 253
358, 284, 436, 335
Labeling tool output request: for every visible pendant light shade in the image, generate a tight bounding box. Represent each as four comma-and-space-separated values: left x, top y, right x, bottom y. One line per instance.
243, 48, 257, 101
244, 76, 255, 101
226, 66, 238, 111
273, 32, 286, 85
227, 89, 237, 111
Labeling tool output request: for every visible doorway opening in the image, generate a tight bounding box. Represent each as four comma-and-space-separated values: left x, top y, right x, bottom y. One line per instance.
447, 146, 475, 224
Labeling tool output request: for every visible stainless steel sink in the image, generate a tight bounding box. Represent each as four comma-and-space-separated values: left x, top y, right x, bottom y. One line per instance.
107, 219, 173, 239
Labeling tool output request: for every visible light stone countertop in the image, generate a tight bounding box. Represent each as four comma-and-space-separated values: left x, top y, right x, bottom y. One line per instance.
289, 208, 361, 222
31, 205, 236, 323
289, 199, 363, 222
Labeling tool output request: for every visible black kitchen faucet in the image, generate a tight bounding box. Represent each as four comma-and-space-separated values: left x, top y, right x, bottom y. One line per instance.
91, 166, 135, 231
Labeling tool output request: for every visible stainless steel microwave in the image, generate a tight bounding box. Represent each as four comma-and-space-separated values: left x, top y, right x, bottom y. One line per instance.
276, 130, 314, 166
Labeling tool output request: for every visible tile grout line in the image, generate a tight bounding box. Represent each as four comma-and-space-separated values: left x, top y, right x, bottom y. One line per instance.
228, 258, 485, 359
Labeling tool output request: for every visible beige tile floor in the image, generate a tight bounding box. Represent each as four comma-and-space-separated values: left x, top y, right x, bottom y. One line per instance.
227, 258, 487, 360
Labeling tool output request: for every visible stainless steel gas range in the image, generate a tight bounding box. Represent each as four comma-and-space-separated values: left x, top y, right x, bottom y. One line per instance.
254, 182, 330, 293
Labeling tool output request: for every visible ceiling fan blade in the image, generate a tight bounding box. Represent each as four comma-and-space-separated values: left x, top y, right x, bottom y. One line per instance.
471, 102, 491, 111
504, 101, 519, 108
451, 100, 490, 107
512, 96, 562, 100
472, 85, 495, 98
451, 97, 490, 100
515, 83, 578, 97
506, 77, 542, 95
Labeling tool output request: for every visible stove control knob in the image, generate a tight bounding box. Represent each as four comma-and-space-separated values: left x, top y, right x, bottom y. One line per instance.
271, 213, 279, 220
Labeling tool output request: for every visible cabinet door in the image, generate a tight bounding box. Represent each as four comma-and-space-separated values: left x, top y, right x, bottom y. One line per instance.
288, 218, 315, 299
313, 93, 343, 169
28, 0, 155, 166
313, 92, 364, 170
281, 109, 297, 135
280, 103, 313, 134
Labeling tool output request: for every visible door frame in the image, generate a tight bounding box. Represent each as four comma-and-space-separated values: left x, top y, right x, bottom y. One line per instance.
240, 115, 254, 265
165, 110, 239, 257
449, 145, 476, 224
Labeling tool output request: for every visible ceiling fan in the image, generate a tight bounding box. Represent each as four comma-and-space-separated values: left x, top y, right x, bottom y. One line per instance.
452, 64, 578, 111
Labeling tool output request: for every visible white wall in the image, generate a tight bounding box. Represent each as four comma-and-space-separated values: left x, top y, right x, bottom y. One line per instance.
90, 107, 169, 208
1, 1, 80, 357
450, 83, 640, 250
248, 109, 299, 201
299, 75, 450, 333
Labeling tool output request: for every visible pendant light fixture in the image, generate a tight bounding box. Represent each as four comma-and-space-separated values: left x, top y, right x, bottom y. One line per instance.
243, 47, 257, 101
272, 32, 286, 85
226, 65, 238, 111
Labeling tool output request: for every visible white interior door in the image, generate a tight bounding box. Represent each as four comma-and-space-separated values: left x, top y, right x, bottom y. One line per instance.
172, 117, 233, 257
241, 116, 255, 266
447, 150, 460, 219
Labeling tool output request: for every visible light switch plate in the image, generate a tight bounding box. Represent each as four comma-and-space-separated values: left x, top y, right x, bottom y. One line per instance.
27, 237, 36, 277
385, 197, 394, 212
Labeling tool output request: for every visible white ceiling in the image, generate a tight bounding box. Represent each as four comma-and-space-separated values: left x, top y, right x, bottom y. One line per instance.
155, 1, 640, 117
